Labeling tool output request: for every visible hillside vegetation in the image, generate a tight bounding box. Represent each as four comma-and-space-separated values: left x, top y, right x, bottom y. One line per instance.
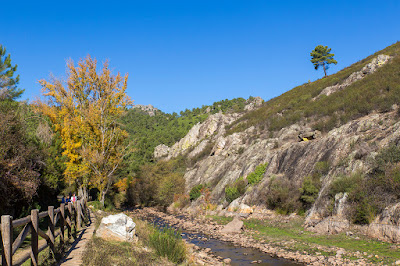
226, 41, 400, 135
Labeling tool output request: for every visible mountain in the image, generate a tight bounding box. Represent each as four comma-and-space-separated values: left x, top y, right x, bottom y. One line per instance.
152, 41, 400, 242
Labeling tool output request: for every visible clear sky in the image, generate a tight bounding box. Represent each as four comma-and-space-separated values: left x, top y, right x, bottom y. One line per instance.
2, 0, 399, 113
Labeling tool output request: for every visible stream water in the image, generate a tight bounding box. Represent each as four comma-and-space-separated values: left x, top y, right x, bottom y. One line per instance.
147, 214, 301, 266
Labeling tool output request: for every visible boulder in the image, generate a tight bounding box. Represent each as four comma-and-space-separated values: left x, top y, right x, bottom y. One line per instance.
154, 144, 170, 159
96, 213, 137, 242
220, 216, 243, 234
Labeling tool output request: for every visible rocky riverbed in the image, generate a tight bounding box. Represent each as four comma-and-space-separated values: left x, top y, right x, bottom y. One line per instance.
130, 207, 399, 265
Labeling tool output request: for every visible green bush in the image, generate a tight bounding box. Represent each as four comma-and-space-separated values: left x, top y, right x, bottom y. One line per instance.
225, 177, 246, 203
264, 176, 301, 214
149, 227, 186, 264
374, 144, 400, 172
189, 184, 204, 201
299, 175, 321, 209
246, 163, 268, 185
328, 173, 363, 198
314, 161, 330, 176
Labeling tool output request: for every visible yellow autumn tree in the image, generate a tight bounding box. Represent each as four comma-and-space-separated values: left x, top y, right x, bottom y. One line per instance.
36, 55, 132, 204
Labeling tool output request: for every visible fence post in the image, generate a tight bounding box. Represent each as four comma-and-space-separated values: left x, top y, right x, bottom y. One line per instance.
67, 202, 72, 239
1, 215, 13, 266
60, 203, 65, 247
48, 206, 55, 255
31, 209, 39, 266
77, 200, 82, 231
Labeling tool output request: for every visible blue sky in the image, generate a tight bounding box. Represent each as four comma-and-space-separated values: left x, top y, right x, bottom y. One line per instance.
2, 1, 400, 113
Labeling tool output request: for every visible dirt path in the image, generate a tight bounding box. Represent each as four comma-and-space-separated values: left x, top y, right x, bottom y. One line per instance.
58, 211, 95, 266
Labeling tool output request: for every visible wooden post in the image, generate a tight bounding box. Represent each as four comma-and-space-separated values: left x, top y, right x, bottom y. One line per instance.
77, 200, 82, 231
48, 206, 55, 255
31, 209, 39, 266
67, 202, 72, 239
1, 215, 13, 266
60, 203, 65, 247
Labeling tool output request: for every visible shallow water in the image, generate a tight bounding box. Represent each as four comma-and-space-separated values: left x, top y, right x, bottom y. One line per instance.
148, 215, 301, 266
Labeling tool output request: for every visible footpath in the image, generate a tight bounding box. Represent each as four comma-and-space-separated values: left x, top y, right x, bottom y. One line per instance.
58, 210, 95, 266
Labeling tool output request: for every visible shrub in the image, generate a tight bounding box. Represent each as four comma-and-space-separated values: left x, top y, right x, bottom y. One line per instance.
225, 177, 246, 203
299, 175, 321, 209
314, 161, 330, 176
264, 176, 301, 214
246, 163, 268, 185
173, 194, 190, 208
149, 227, 186, 264
189, 184, 204, 201
328, 173, 363, 198
374, 144, 400, 172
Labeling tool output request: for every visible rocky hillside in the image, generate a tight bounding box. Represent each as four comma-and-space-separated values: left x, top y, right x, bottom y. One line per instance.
154, 42, 400, 242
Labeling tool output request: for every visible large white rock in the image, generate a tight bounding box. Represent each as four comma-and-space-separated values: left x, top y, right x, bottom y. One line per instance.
96, 213, 136, 242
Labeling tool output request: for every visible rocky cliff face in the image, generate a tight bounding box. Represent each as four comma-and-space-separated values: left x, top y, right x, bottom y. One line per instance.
153, 55, 400, 242
172, 108, 400, 241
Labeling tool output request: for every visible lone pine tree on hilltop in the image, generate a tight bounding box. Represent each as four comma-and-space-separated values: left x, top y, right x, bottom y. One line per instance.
310, 45, 338, 78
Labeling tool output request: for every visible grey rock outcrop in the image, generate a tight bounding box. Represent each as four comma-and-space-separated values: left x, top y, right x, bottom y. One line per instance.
317, 54, 391, 98
155, 112, 241, 159
367, 203, 400, 243
244, 96, 264, 111
154, 144, 170, 158
132, 104, 159, 116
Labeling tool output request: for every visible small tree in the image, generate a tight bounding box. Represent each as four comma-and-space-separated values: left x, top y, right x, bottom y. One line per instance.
310, 45, 337, 78
0, 44, 23, 100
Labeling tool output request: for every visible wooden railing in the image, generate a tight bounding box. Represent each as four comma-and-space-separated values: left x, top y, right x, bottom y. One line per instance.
0, 199, 87, 266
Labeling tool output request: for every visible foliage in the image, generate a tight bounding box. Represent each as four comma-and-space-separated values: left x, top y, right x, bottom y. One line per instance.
0, 44, 23, 100
310, 45, 338, 77
299, 176, 321, 208
264, 176, 301, 214
127, 157, 186, 207
0, 101, 42, 216
226, 42, 400, 135
36, 55, 132, 204
225, 177, 246, 203
314, 161, 330, 176
246, 162, 268, 185
149, 227, 186, 264
189, 184, 205, 201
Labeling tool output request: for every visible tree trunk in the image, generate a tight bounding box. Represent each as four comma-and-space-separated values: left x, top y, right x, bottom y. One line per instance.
100, 190, 106, 207
323, 63, 327, 77
78, 186, 89, 200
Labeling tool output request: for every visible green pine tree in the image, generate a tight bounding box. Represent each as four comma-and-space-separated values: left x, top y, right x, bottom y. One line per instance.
0, 44, 23, 100
310, 45, 338, 77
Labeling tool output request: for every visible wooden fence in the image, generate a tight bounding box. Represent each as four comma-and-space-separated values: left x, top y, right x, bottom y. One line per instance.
0, 199, 87, 266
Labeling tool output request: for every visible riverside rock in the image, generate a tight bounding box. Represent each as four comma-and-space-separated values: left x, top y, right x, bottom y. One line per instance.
96, 213, 137, 242
220, 216, 243, 234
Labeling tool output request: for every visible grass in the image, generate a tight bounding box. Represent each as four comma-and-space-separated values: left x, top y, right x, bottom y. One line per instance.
226, 41, 400, 135
81, 209, 188, 265
82, 236, 165, 266
242, 217, 400, 264
206, 215, 233, 225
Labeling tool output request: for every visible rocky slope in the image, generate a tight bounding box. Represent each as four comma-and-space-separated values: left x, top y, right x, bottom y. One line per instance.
154, 53, 400, 242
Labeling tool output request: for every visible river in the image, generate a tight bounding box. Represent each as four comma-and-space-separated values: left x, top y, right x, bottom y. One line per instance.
148, 214, 301, 266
